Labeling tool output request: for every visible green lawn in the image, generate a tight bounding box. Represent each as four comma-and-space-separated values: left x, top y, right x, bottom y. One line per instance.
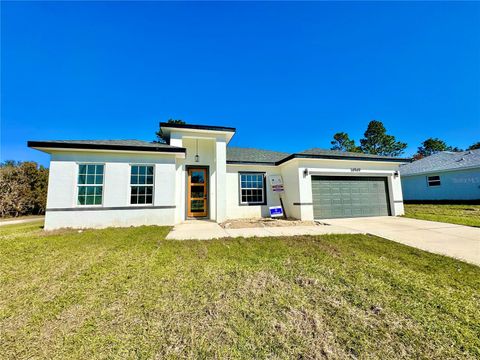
1, 221, 479, 359
404, 204, 480, 227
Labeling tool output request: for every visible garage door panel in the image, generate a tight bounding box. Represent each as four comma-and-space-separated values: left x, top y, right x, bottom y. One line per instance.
312, 176, 390, 219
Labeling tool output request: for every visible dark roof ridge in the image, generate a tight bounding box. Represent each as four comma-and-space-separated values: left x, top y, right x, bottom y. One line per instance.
160, 122, 236, 132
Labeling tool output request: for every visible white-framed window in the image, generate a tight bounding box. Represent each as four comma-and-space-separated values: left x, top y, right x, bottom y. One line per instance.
427, 175, 441, 187
239, 172, 266, 205
130, 165, 154, 205
77, 164, 104, 205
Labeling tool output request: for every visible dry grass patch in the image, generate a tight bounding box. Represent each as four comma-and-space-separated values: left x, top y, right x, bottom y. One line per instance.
1, 221, 479, 359
221, 218, 318, 228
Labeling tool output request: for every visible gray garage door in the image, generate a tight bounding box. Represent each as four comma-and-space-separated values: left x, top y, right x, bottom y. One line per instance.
312, 176, 390, 219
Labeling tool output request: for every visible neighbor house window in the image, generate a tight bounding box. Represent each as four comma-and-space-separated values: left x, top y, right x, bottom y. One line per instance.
130, 165, 154, 204
427, 175, 441, 187
77, 164, 104, 205
239, 172, 266, 205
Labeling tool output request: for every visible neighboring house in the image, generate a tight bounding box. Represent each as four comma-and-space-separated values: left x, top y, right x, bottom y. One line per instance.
400, 149, 480, 201
29, 122, 408, 230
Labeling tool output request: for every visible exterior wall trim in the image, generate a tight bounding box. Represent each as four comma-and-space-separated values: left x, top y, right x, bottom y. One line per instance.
46, 205, 176, 212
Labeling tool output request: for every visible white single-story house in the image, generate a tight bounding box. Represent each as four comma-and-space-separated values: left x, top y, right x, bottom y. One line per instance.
29, 123, 408, 230
400, 149, 480, 201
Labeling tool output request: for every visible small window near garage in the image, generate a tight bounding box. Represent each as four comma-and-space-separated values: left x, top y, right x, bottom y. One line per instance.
78, 164, 104, 205
239, 172, 266, 205
130, 165, 154, 205
427, 175, 441, 187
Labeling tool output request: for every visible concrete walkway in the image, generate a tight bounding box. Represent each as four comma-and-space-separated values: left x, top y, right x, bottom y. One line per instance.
166, 220, 361, 240
0, 216, 45, 227
322, 217, 480, 266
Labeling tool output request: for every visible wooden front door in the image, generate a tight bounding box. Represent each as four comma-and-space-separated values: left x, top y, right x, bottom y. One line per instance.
187, 168, 208, 217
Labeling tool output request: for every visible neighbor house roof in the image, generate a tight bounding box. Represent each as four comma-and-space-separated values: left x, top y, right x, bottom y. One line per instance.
400, 149, 480, 176
226, 147, 410, 165
27, 140, 186, 153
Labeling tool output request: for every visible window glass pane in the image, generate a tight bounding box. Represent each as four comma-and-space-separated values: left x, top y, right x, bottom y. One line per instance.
78, 164, 103, 206
139, 166, 146, 175
132, 166, 139, 175
191, 171, 205, 183
239, 173, 264, 204
191, 185, 204, 198
146, 175, 154, 184
146, 195, 153, 204
147, 166, 154, 175
191, 199, 205, 212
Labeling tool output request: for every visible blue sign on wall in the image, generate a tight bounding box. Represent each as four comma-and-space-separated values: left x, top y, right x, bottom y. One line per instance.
269, 206, 284, 218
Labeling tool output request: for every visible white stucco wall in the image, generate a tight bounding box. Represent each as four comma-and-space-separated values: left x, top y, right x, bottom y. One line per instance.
44, 151, 177, 230
41, 143, 408, 229
402, 168, 480, 201
225, 165, 282, 219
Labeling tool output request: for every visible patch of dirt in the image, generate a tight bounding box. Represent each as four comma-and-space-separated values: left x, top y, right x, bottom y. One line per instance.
220, 218, 322, 229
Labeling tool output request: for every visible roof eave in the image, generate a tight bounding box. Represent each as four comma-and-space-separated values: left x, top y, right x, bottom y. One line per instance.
27, 141, 186, 155
277, 153, 411, 165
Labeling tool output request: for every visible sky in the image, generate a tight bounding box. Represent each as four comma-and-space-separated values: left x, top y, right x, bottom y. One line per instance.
2, 1, 479, 167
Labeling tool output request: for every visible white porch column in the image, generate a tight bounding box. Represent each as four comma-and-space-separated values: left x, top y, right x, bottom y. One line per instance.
170, 134, 185, 223
215, 139, 227, 222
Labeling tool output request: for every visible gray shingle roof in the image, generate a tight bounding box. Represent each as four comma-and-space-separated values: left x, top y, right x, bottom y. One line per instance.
227, 147, 289, 164
400, 149, 480, 176
28, 140, 185, 153
299, 148, 409, 161
227, 147, 409, 164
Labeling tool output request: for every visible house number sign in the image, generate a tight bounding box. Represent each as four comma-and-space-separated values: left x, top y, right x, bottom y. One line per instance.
350, 168, 361, 172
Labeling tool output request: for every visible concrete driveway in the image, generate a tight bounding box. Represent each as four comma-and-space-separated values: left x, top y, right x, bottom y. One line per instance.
322, 216, 480, 266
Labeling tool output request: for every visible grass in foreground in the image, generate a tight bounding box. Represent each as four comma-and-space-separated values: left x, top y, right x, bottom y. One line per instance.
404, 203, 480, 227
1, 221, 479, 359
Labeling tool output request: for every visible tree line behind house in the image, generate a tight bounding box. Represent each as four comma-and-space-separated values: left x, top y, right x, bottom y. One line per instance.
0, 161, 48, 218
330, 119, 480, 159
